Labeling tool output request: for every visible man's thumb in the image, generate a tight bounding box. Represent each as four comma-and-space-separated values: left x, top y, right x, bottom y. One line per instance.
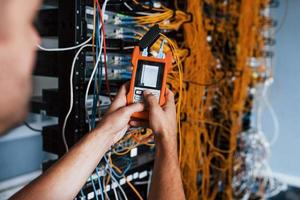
143, 91, 160, 108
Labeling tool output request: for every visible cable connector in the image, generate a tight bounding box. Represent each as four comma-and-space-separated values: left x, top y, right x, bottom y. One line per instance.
138, 24, 161, 50
142, 47, 148, 57
157, 39, 166, 58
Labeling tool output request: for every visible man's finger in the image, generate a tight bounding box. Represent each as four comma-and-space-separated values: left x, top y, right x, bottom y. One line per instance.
163, 88, 176, 112
143, 90, 160, 109
108, 83, 130, 113
122, 103, 145, 115
165, 88, 175, 104
116, 82, 130, 99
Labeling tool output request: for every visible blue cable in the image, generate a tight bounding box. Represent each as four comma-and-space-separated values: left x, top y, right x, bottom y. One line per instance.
91, 10, 103, 129
80, 189, 85, 199
96, 10, 103, 96
117, 15, 135, 20
120, 21, 137, 25
122, 157, 132, 175
120, 35, 137, 39
95, 168, 105, 200
91, 79, 98, 129
91, 177, 99, 200
104, 156, 132, 179
89, 12, 98, 129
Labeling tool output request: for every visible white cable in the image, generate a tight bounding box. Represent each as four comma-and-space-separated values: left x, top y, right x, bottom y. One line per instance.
257, 78, 279, 146
62, 0, 109, 151
134, 181, 149, 185
124, 2, 133, 11
263, 80, 280, 145
85, 35, 103, 131
257, 15, 279, 146
62, 44, 94, 152
135, 12, 154, 16
113, 186, 119, 200
117, 191, 124, 200
106, 168, 128, 200
37, 37, 92, 52
85, 0, 109, 131
115, 180, 128, 200
106, 46, 134, 50
146, 170, 152, 197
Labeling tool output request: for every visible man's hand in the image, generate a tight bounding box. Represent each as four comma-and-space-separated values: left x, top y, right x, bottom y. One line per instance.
95, 83, 144, 144
131, 89, 186, 200
130, 89, 177, 149
11, 83, 145, 200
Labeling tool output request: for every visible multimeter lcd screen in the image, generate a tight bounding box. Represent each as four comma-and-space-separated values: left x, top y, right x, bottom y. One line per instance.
135, 60, 164, 89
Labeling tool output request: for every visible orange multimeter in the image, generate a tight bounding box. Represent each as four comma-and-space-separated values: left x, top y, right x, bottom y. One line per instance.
126, 25, 172, 120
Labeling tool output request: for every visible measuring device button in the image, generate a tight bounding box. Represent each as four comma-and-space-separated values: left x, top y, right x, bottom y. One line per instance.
134, 95, 143, 101
135, 90, 143, 95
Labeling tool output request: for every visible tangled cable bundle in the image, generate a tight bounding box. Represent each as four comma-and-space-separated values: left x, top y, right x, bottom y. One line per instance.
113, 0, 279, 199
66, 0, 281, 199
174, 0, 280, 199
38, 0, 282, 199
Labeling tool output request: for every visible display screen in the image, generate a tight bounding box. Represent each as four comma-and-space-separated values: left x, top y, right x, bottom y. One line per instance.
135, 60, 164, 89
140, 64, 159, 87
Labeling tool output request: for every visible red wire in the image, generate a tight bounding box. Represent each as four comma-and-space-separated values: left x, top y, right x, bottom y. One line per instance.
96, 1, 112, 101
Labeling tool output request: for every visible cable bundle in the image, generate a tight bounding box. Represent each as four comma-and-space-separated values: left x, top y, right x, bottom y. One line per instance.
176, 0, 281, 199
85, 1, 189, 199
38, 0, 281, 199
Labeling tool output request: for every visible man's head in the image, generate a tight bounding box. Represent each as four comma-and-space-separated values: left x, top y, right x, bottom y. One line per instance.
0, 0, 41, 133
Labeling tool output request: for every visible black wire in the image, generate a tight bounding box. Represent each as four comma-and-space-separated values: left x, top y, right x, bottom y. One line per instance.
24, 121, 42, 132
